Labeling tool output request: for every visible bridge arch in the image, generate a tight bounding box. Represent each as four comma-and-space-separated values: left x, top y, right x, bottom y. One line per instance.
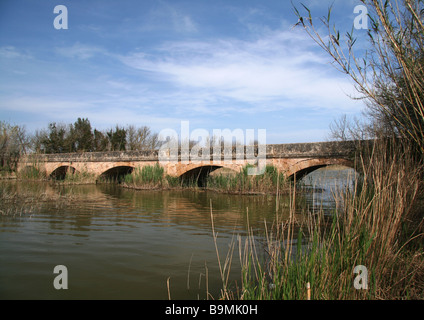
287, 158, 354, 181
179, 165, 224, 187
99, 165, 135, 182
50, 165, 77, 180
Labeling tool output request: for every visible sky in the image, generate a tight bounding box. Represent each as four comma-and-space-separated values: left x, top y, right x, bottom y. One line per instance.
0, 0, 369, 144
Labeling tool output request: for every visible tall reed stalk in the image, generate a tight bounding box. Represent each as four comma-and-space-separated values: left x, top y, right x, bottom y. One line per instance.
218, 139, 423, 299
62, 169, 96, 184
123, 163, 183, 189
207, 165, 288, 194
124, 163, 165, 188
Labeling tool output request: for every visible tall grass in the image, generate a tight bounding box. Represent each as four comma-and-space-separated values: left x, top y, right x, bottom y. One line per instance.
207, 165, 288, 194
62, 169, 96, 184
16, 165, 46, 180
215, 139, 423, 300
0, 183, 77, 216
124, 163, 162, 188
123, 163, 182, 189
122, 164, 289, 192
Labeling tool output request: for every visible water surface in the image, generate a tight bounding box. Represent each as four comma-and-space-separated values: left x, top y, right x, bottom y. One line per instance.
0, 166, 355, 299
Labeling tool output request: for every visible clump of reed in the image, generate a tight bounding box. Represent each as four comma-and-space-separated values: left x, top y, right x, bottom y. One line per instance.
123, 163, 180, 189
206, 165, 288, 195
0, 184, 77, 216
16, 165, 46, 180
215, 139, 424, 300
61, 170, 96, 184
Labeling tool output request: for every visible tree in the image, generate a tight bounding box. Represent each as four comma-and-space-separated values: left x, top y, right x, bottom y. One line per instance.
328, 114, 376, 141
93, 129, 109, 151
71, 118, 94, 152
107, 126, 127, 151
0, 121, 28, 172
29, 119, 160, 153
294, 0, 424, 155
126, 125, 159, 151
42, 122, 67, 153
30, 129, 48, 154
147, 132, 160, 150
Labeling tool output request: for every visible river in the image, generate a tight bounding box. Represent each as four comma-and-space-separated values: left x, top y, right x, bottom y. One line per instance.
0, 166, 355, 299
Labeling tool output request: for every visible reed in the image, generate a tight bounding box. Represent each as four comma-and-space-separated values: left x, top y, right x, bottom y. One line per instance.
16, 165, 46, 180
62, 169, 96, 184
123, 163, 186, 189
206, 165, 288, 194
216, 139, 424, 300
0, 184, 77, 216
123, 163, 164, 187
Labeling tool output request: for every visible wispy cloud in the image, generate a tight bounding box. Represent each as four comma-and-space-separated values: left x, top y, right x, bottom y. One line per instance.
55, 43, 106, 60
0, 95, 183, 133
0, 0, 366, 143
119, 28, 361, 114
0, 46, 32, 60
138, 1, 198, 34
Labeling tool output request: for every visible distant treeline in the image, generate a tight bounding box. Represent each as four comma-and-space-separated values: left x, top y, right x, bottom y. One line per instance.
31, 118, 160, 153
0, 118, 160, 173
1, 117, 262, 174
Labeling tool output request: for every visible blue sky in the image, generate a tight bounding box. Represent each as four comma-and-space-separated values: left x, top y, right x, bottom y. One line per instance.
0, 0, 368, 143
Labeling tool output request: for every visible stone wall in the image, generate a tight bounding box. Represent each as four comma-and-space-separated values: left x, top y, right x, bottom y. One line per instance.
266, 140, 357, 158
21, 141, 357, 163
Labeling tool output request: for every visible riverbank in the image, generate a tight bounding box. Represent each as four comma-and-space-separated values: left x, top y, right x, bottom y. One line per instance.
2, 151, 422, 299
121, 164, 292, 196
7, 163, 294, 195
0, 183, 79, 216
213, 142, 424, 300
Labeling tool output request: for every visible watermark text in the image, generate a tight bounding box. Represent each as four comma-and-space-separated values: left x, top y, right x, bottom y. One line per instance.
53, 5, 68, 30
158, 121, 267, 175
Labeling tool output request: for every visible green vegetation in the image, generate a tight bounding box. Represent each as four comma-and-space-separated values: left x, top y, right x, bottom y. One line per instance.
122, 164, 183, 189
0, 182, 77, 216
214, 140, 423, 300
32, 118, 160, 153
62, 169, 97, 184
0, 121, 28, 176
1, 118, 161, 181
121, 164, 290, 194
17, 165, 46, 180
124, 163, 166, 188
220, 0, 424, 300
294, 0, 424, 156
211, 0, 424, 299
207, 165, 288, 194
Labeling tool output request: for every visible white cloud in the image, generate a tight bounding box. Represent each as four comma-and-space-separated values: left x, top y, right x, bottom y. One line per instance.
119, 28, 362, 114
0, 96, 183, 132
138, 1, 198, 34
1, 97, 93, 115
55, 43, 105, 60
0, 46, 32, 59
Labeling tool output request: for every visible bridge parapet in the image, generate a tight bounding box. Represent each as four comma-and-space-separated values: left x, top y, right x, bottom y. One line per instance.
21, 150, 159, 163
266, 140, 357, 158
20, 141, 357, 164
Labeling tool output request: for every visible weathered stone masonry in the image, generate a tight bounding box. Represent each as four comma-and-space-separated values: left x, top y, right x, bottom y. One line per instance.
17, 141, 357, 179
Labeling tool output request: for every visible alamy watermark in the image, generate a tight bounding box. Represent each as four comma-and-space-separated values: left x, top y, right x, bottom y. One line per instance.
354, 4, 368, 30
53, 265, 68, 290
158, 121, 267, 175
53, 4, 368, 31
53, 5, 68, 30
354, 265, 368, 290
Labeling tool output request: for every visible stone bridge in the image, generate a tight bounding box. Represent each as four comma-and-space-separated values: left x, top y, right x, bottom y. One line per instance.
17, 141, 356, 181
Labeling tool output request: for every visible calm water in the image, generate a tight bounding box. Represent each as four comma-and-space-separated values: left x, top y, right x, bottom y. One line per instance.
0, 167, 355, 300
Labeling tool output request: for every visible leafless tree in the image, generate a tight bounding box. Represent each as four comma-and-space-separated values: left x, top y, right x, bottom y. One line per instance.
294, 0, 424, 155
